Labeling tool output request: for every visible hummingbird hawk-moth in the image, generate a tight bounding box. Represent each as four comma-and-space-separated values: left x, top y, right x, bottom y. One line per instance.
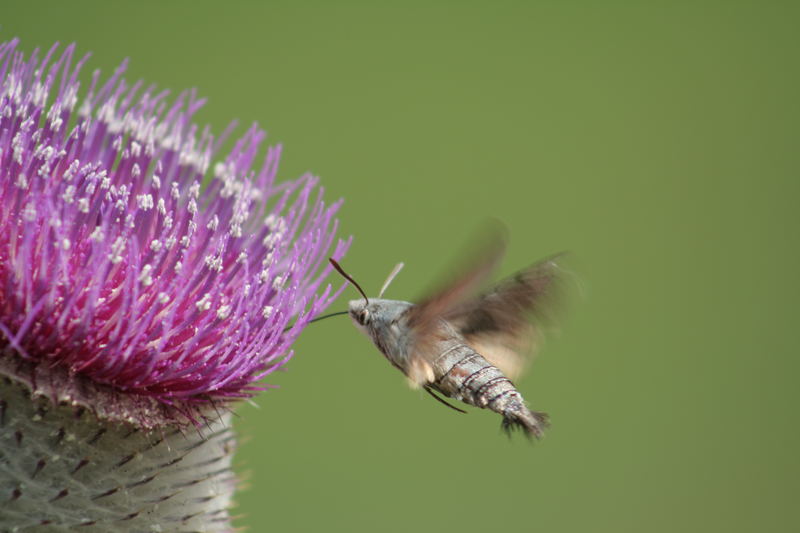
329, 232, 564, 438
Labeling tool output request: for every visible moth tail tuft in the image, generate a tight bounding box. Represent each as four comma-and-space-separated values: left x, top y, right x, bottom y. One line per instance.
501, 409, 549, 439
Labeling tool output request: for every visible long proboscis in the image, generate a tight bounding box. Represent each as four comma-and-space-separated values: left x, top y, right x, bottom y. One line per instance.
306, 310, 349, 324
329, 258, 369, 305
282, 310, 349, 332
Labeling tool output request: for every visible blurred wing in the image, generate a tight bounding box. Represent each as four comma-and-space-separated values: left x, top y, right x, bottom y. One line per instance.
406, 237, 506, 333
446, 254, 565, 380
402, 227, 507, 385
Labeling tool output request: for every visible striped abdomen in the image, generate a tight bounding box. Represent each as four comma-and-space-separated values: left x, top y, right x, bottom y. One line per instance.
431, 341, 548, 437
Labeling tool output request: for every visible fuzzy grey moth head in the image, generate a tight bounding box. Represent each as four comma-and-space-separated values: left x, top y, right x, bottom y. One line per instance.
348, 298, 411, 332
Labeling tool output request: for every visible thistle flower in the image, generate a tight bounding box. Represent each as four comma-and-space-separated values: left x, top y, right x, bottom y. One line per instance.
0, 39, 349, 531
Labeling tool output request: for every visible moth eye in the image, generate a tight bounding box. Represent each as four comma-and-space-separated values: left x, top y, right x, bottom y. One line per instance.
357, 309, 370, 325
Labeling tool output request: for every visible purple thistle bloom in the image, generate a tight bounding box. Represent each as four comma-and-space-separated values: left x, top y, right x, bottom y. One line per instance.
0, 39, 348, 530
0, 39, 349, 428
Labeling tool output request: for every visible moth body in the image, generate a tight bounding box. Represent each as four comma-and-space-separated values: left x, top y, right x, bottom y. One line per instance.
348, 298, 548, 437
331, 240, 562, 439
429, 333, 549, 437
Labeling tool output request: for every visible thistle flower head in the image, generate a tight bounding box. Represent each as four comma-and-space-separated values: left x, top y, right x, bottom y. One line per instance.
0, 39, 349, 428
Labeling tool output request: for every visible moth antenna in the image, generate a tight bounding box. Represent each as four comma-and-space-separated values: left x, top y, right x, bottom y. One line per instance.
329, 258, 369, 305
378, 262, 404, 298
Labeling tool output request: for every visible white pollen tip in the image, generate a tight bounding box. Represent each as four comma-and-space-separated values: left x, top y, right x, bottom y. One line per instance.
109, 236, 126, 263
136, 194, 154, 210
139, 264, 154, 286
196, 293, 212, 312
207, 215, 219, 231
89, 227, 104, 242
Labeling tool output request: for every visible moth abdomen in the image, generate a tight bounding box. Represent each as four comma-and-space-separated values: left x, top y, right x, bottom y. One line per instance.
483, 381, 549, 438
432, 341, 548, 438
435, 346, 510, 406
500, 406, 549, 439
432, 343, 491, 397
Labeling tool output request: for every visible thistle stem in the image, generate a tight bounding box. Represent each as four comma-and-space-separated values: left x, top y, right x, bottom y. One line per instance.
0, 378, 236, 531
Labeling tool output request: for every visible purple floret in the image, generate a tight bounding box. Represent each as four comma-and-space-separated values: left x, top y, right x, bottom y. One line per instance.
0, 40, 349, 427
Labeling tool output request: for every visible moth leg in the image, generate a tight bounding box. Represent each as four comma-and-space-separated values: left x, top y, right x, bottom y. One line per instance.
423, 386, 467, 414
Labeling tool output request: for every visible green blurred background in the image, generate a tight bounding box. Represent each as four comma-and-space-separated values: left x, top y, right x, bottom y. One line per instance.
4, 1, 798, 531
